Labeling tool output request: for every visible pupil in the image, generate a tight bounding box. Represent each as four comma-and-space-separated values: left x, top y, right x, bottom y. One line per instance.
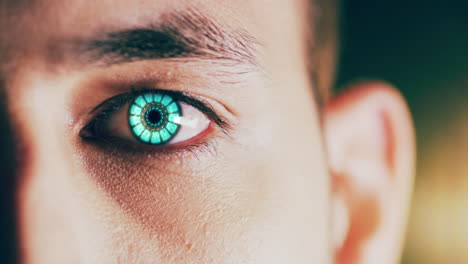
147, 109, 162, 125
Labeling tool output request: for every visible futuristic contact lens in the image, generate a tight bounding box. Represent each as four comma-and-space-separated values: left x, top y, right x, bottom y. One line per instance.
128, 93, 182, 145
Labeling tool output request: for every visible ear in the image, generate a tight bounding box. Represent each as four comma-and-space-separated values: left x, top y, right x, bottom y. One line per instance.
324, 81, 415, 264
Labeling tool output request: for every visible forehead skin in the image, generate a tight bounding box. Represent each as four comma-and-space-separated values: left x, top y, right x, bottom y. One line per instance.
1, 0, 330, 263
1, 0, 308, 67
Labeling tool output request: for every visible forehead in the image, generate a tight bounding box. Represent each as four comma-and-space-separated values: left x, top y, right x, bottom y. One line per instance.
7, 0, 254, 33
1, 0, 306, 61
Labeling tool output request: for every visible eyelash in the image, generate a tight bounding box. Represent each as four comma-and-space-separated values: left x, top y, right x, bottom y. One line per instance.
79, 88, 230, 154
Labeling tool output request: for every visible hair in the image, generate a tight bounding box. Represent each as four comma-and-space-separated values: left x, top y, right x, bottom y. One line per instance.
307, 0, 339, 105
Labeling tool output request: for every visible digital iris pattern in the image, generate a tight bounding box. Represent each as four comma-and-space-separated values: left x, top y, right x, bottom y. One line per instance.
128, 93, 181, 145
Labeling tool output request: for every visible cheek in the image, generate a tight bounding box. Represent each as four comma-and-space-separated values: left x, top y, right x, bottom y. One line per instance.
73, 139, 277, 262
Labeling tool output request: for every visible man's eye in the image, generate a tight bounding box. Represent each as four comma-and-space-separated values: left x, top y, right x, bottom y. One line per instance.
82, 91, 213, 147
124, 93, 209, 145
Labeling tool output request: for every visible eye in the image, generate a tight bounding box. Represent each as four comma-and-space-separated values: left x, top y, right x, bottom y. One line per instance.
128, 93, 184, 144
114, 92, 210, 145
82, 91, 215, 147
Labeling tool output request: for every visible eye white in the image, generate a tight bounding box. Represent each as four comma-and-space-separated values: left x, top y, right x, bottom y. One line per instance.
169, 102, 210, 144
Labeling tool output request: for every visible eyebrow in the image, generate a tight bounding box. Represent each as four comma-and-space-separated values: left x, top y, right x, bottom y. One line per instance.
79, 9, 261, 68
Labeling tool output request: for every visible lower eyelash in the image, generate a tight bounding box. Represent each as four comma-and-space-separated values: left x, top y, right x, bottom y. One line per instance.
82, 129, 220, 165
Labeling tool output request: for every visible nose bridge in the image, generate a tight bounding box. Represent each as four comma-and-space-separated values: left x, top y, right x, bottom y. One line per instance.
7, 70, 71, 182
2, 72, 76, 264
17, 90, 72, 193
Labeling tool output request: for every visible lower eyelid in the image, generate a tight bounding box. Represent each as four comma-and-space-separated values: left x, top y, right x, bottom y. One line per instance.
81, 122, 219, 163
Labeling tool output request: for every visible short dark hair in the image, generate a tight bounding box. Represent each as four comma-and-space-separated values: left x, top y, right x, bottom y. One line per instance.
307, 0, 339, 103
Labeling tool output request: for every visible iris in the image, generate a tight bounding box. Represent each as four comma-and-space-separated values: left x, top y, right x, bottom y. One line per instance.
128, 93, 181, 145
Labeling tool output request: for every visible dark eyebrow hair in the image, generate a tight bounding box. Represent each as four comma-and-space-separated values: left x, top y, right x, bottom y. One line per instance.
80, 9, 261, 68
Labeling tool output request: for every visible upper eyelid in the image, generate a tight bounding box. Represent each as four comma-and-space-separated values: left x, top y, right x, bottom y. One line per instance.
76, 58, 248, 122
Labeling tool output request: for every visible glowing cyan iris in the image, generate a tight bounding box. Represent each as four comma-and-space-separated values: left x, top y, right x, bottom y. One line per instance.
128, 93, 181, 145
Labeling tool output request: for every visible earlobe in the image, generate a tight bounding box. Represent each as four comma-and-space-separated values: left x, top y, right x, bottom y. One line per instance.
325, 82, 415, 264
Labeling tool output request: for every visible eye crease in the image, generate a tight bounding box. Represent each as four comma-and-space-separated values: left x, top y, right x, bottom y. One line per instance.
129, 93, 182, 145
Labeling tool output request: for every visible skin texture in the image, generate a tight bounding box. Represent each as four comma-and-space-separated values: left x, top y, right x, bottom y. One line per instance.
0, 0, 415, 263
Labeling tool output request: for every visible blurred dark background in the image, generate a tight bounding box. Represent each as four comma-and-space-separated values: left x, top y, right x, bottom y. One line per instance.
336, 0, 468, 263
0, 86, 19, 262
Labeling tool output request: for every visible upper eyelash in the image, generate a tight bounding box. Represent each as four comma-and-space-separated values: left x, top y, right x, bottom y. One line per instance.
80, 88, 231, 140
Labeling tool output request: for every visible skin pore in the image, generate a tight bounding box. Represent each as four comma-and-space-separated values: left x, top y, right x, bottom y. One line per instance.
0, 0, 414, 263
